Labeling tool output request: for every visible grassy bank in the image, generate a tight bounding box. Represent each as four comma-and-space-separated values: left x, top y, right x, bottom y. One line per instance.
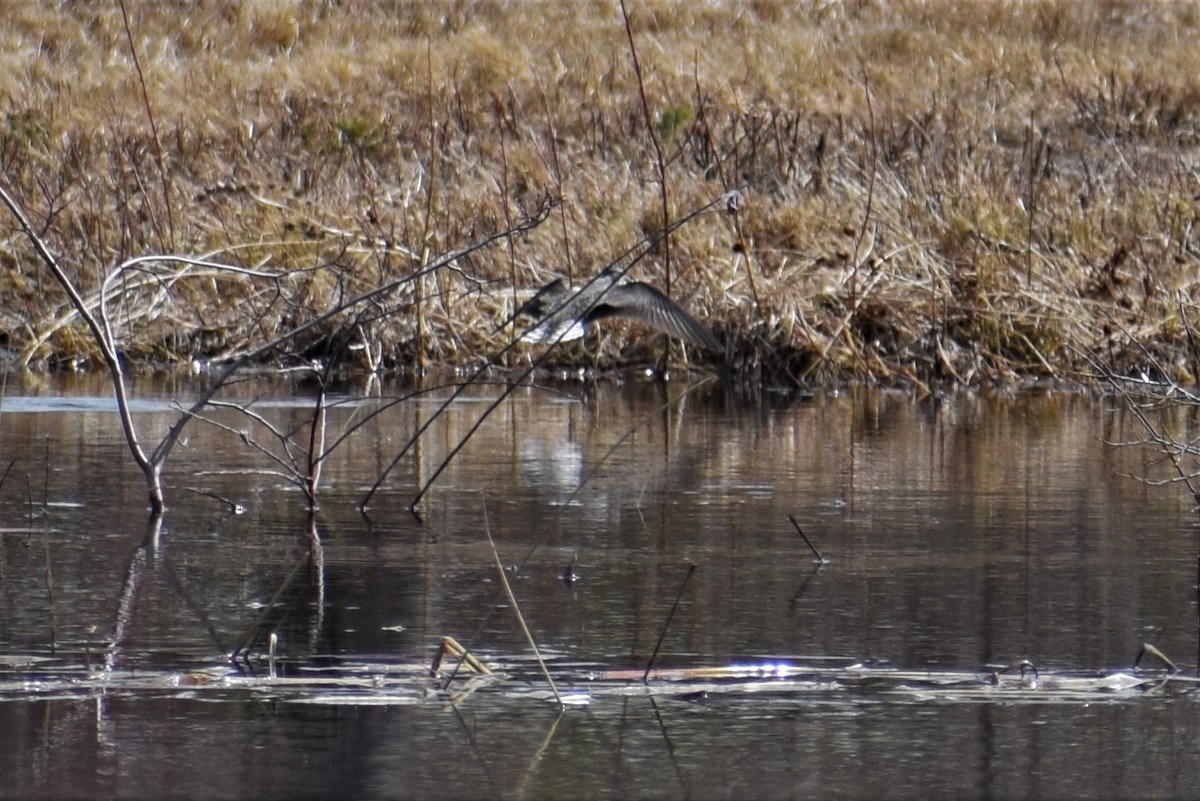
2, 0, 1199, 387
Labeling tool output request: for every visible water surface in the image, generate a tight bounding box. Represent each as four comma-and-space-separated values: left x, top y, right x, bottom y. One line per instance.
0, 372, 1196, 799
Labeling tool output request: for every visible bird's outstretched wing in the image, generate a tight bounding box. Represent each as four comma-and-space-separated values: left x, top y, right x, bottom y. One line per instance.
589, 282, 721, 351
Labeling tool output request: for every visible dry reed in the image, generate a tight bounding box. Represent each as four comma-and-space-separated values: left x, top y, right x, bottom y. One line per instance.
2, 1, 1199, 385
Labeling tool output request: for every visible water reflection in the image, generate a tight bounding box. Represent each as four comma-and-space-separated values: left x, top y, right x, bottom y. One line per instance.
0, 372, 1197, 799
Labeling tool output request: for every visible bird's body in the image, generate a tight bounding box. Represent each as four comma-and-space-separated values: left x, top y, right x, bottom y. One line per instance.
508, 268, 721, 352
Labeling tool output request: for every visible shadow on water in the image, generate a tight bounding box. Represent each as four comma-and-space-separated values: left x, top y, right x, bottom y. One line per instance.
0, 372, 1198, 799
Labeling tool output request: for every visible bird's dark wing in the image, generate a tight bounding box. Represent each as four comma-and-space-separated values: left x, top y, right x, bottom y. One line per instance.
589, 282, 721, 351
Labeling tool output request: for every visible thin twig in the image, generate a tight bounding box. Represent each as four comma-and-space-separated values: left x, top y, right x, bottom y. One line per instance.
304, 382, 327, 511
619, 0, 672, 297
117, 0, 174, 247
643, 562, 696, 683
788, 514, 829, 563
535, 74, 574, 286
0, 183, 163, 512
482, 505, 562, 706
851, 60, 878, 308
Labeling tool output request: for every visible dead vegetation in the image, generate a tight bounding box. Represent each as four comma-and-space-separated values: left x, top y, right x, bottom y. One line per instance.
2, 0, 1200, 386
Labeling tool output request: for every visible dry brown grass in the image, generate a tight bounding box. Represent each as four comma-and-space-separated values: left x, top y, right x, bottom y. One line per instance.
3, 0, 1200, 385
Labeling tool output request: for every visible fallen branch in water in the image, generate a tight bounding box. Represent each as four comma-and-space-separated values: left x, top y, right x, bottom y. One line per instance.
430, 635, 493, 679
1133, 643, 1179, 674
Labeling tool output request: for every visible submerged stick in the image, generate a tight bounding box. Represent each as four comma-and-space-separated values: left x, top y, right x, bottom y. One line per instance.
182, 487, 245, 515
788, 514, 829, 564
445, 697, 502, 798
643, 562, 696, 684
43, 538, 57, 655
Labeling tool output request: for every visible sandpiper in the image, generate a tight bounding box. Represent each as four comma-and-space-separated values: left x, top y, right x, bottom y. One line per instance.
504, 267, 721, 352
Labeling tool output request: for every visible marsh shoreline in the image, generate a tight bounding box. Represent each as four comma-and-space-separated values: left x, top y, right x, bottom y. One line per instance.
2, 2, 1198, 388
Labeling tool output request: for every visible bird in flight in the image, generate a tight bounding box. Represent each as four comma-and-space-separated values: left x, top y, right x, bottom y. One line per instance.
502, 267, 721, 352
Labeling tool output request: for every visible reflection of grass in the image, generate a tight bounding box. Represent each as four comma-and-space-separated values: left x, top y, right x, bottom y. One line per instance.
2, 1, 1199, 384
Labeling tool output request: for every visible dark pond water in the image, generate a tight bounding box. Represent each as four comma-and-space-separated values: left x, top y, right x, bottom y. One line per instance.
0, 371, 1197, 800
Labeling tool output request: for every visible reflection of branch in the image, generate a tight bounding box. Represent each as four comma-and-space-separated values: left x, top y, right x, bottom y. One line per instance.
43, 537, 57, 655
156, 549, 228, 653
445, 698, 501, 797
1080, 343, 1200, 503
647, 695, 689, 797
787, 562, 826, 616
1083, 321, 1200, 672
306, 515, 325, 654
104, 517, 162, 671
514, 710, 564, 801
230, 519, 324, 663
